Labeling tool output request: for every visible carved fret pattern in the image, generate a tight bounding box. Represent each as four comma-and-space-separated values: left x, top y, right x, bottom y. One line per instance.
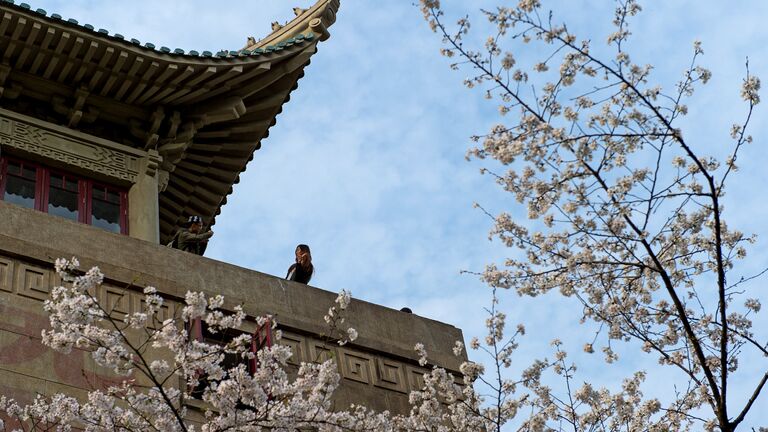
16, 263, 51, 300
339, 348, 374, 384
102, 285, 131, 322
0, 257, 13, 293
278, 332, 305, 367
374, 357, 408, 393
307, 340, 337, 364
135, 296, 176, 330
0, 253, 454, 396
406, 365, 429, 393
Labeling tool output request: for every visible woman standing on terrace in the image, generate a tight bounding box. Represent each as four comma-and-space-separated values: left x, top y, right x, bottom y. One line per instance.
286, 244, 314, 284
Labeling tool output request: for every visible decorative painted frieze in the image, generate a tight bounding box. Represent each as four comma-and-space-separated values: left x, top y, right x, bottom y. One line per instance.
0, 109, 144, 183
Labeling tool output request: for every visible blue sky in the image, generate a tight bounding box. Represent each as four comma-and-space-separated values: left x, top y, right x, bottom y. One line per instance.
28, 0, 768, 427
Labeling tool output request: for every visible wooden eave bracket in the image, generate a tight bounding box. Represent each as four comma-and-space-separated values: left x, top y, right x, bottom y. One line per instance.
167, 111, 182, 138
157, 139, 191, 170
156, 118, 203, 173
68, 87, 88, 128
0, 63, 10, 97
50, 86, 99, 128
145, 106, 165, 149
189, 96, 247, 126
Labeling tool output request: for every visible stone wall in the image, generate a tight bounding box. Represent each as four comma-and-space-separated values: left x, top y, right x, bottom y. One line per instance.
0, 200, 465, 413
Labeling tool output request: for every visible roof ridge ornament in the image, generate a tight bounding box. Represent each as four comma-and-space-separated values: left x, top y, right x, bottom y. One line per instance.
247, 0, 339, 50
308, 18, 329, 41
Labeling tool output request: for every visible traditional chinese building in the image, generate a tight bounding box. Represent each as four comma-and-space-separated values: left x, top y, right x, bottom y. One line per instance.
0, 0, 464, 415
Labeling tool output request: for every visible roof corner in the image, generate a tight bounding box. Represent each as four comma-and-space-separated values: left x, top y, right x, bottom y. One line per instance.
246, 0, 340, 50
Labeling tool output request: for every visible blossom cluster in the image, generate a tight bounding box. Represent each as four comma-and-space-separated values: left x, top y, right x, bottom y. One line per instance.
323, 289, 358, 346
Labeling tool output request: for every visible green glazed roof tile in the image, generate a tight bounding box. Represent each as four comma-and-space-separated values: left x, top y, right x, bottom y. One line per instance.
2, 1, 312, 60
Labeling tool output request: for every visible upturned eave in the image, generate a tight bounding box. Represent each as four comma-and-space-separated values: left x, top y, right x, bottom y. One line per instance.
0, 0, 341, 243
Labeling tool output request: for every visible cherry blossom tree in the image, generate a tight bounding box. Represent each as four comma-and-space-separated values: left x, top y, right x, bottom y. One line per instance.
0, 258, 390, 432
419, 0, 765, 431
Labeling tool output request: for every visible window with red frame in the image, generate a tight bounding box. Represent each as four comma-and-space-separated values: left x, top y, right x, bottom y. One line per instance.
0, 155, 128, 234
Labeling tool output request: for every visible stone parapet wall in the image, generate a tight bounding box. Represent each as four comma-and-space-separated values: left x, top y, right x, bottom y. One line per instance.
0, 200, 465, 413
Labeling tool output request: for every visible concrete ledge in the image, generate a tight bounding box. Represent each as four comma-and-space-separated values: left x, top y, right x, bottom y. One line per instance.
0, 200, 465, 371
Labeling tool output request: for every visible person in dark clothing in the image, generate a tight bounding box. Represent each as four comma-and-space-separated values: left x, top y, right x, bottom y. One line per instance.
172, 215, 213, 255
286, 244, 313, 284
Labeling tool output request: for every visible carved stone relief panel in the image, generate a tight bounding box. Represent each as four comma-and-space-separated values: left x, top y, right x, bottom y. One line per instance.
101, 285, 132, 322
338, 347, 375, 385
374, 357, 408, 393
308, 340, 337, 364
0, 110, 144, 183
134, 295, 176, 329
405, 365, 429, 393
0, 257, 13, 293
278, 331, 306, 367
15, 263, 51, 300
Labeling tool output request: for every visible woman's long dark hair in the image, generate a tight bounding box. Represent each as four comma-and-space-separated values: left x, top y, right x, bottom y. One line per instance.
287, 244, 314, 284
